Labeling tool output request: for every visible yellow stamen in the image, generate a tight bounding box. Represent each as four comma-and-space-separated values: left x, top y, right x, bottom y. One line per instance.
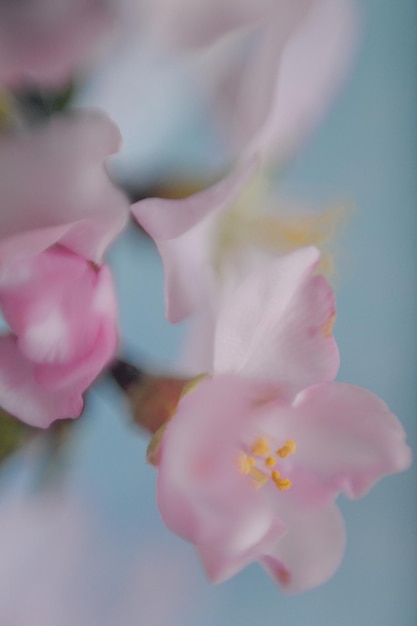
265, 456, 276, 468
322, 312, 336, 338
251, 437, 270, 457
276, 439, 297, 458
249, 467, 268, 488
277, 478, 292, 490
272, 474, 292, 491
238, 453, 256, 475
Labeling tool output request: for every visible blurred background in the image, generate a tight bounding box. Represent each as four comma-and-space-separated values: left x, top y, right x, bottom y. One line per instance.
0, 0, 416, 624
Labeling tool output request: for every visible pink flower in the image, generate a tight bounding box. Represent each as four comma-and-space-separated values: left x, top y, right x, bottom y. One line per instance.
157, 375, 410, 591
152, 248, 410, 590
0, 111, 129, 427
132, 157, 259, 323
0, 0, 114, 88
189, 0, 359, 164
132, 157, 341, 329
206, 246, 340, 397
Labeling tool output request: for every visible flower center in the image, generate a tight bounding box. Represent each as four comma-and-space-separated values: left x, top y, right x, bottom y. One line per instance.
238, 436, 296, 491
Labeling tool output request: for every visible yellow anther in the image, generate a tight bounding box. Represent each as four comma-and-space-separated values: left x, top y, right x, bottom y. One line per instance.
275, 478, 292, 491
276, 439, 297, 458
322, 312, 336, 338
249, 467, 269, 488
251, 437, 270, 457
271, 469, 292, 491
265, 456, 276, 468
238, 454, 256, 475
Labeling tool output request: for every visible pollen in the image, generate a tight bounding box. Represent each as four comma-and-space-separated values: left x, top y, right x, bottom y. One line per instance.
251, 437, 270, 457
272, 474, 292, 491
239, 453, 256, 475
249, 467, 269, 488
265, 456, 276, 468
276, 439, 297, 458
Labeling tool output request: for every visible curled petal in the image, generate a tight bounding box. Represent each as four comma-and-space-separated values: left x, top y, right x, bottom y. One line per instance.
0, 263, 117, 428
290, 382, 412, 498
158, 376, 285, 568
260, 503, 346, 593
248, 0, 359, 162
132, 155, 258, 241
0, 335, 83, 428
0, 111, 129, 265
214, 246, 339, 397
204, 0, 316, 158
132, 157, 257, 322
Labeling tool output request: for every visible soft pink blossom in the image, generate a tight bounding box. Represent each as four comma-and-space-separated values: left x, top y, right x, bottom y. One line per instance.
152, 246, 411, 590
131, 157, 259, 323
0, 111, 129, 427
132, 158, 340, 334
134, 181, 340, 389
82, 0, 358, 180
190, 0, 359, 164
157, 374, 411, 591
0, 0, 115, 88
210, 246, 340, 398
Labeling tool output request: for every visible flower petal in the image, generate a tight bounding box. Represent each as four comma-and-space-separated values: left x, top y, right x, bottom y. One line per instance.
204, 0, 316, 158
132, 157, 257, 322
33, 264, 118, 391
248, 0, 359, 162
260, 503, 346, 593
157, 375, 285, 567
0, 263, 117, 427
197, 516, 284, 584
131, 155, 258, 240
0, 111, 128, 265
214, 246, 339, 396
145, 0, 279, 50
0, 0, 114, 88
0, 335, 83, 427
290, 382, 412, 498
1, 248, 98, 363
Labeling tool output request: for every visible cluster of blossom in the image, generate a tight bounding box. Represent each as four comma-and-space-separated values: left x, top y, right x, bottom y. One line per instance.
0, 0, 411, 597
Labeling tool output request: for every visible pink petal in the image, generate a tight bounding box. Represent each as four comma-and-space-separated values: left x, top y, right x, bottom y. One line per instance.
214, 246, 339, 397
289, 382, 412, 498
0, 248, 102, 366
260, 503, 346, 593
179, 308, 216, 375
158, 376, 285, 571
131, 156, 258, 240
144, 0, 277, 50
250, 0, 359, 162
0, 111, 129, 265
203, 0, 316, 158
0, 262, 118, 428
33, 264, 118, 391
0, 335, 83, 427
0, 0, 115, 88
197, 516, 284, 584
132, 157, 257, 322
